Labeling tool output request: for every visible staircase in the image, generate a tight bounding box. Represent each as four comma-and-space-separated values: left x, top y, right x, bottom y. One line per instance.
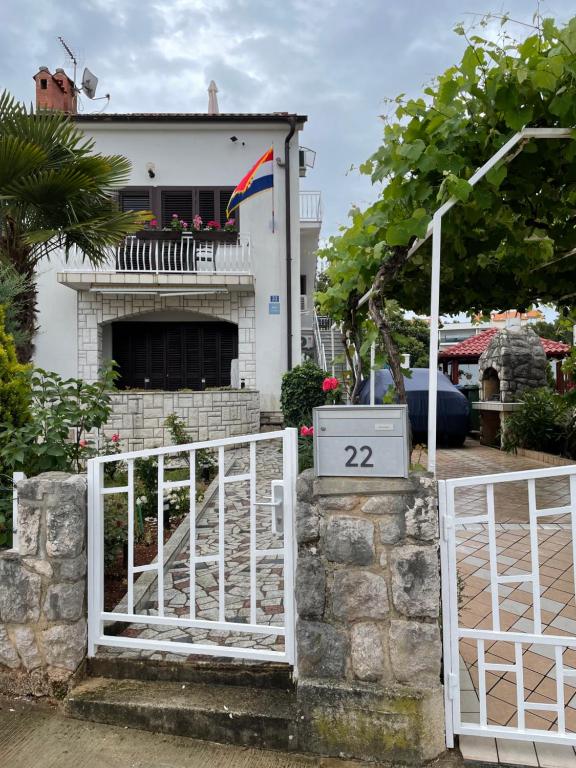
66, 657, 297, 751
317, 321, 347, 379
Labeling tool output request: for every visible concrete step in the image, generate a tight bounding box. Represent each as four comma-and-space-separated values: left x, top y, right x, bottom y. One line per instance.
66, 677, 297, 751
86, 656, 294, 690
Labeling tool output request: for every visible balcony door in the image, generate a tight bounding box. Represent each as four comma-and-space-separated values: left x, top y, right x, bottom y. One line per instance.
112, 321, 238, 391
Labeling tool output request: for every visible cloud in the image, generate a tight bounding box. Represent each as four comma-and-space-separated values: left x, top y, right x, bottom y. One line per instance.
1, 0, 575, 236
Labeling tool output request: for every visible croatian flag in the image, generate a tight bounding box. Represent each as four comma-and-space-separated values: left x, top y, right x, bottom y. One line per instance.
226, 147, 274, 218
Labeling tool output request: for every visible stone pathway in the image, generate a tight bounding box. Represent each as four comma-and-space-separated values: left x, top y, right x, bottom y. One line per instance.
100, 439, 286, 659
436, 440, 576, 765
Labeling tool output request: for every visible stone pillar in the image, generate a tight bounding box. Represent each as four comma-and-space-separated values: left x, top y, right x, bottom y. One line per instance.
294, 470, 445, 765
0, 473, 87, 696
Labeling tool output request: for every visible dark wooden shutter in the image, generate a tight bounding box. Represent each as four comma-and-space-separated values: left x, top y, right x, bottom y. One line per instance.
219, 190, 234, 224
166, 326, 184, 390
219, 325, 237, 385
148, 326, 165, 389
161, 191, 193, 227
202, 325, 220, 387
111, 325, 131, 389
120, 191, 150, 212
183, 326, 203, 389
198, 190, 216, 223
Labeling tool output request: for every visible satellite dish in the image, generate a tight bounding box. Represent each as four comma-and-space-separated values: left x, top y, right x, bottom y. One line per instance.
82, 67, 98, 99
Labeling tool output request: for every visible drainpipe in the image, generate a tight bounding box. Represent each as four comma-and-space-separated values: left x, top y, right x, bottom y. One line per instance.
284, 115, 297, 370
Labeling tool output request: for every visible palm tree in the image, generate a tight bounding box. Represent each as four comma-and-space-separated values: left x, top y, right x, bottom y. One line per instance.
0, 90, 147, 361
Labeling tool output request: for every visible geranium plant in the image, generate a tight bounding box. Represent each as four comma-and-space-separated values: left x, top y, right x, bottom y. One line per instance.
206, 220, 221, 231
169, 213, 189, 232
322, 376, 341, 405
224, 218, 236, 232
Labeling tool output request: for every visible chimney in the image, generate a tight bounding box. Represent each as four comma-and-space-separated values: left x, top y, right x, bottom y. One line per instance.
207, 80, 219, 115
33, 66, 77, 114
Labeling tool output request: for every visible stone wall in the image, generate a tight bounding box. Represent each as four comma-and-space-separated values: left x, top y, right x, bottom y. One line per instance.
294, 471, 445, 765
103, 390, 260, 450
0, 473, 87, 696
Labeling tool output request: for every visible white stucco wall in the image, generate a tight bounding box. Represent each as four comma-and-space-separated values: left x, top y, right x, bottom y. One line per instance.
34, 119, 306, 413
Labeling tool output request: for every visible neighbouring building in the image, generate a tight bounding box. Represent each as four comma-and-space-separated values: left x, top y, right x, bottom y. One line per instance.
33, 67, 322, 447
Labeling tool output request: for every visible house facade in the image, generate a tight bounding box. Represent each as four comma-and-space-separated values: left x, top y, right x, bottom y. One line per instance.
33, 70, 322, 448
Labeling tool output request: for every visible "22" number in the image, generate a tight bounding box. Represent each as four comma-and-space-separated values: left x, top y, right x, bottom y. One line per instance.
344, 445, 374, 468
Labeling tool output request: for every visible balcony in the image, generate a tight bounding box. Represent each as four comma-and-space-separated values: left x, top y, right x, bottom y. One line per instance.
300, 191, 322, 224
57, 232, 253, 293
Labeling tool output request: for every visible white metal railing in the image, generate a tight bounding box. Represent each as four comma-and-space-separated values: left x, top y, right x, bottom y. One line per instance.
87, 429, 298, 664
440, 464, 576, 748
64, 234, 252, 275
312, 310, 328, 371
299, 191, 322, 222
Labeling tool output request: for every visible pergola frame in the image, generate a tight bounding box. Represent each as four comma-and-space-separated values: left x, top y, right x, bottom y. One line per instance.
361, 127, 574, 473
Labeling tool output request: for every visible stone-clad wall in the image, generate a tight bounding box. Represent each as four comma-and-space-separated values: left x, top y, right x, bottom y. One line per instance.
0, 473, 87, 696
294, 470, 445, 765
103, 390, 260, 450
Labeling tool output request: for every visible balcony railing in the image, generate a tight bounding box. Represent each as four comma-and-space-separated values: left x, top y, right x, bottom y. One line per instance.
63, 232, 252, 275
300, 191, 322, 222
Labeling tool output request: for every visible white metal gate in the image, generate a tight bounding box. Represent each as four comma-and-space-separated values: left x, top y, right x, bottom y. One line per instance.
87, 429, 298, 664
440, 465, 576, 748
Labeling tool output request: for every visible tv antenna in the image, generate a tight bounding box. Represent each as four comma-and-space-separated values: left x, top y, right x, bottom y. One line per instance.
58, 36, 78, 90
57, 36, 110, 110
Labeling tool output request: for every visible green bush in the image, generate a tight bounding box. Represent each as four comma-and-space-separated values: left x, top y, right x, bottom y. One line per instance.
0, 307, 31, 546
280, 361, 326, 428
0, 362, 117, 476
503, 388, 570, 456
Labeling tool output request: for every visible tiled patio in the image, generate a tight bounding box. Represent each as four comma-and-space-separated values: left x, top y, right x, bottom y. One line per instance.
437, 440, 576, 766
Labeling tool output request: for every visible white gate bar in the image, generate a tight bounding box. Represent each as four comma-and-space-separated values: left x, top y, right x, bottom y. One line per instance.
556, 645, 566, 734
157, 455, 165, 616
249, 441, 257, 627
536, 505, 574, 517
497, 573, 534, 585
486, 484, 500, 632
101, 611, 285, 635
127, 459, 135, 615
515, 642, 525, 731
218, 446, 226, 623
282, 427, 298, 668
477, 639, 487, 727
528, 479, 542, 634
570, 474, 576, 609
459, 628, 576, 645
455, 514, 489, 526
445, 464, 576, 488
189, 449, 197, 621
133, 563, 157, 574
101, 633, 288, 662
101, 485, 130, 495
224, 472, 251, 484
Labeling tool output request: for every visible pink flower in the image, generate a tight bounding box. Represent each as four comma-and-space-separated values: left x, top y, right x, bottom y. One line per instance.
79, 439, 87, 447
193, 214, 203, 230
111, 433, 120, 443
206, 220, 221, 230
150, 218, 158, 228
322, 376, 339, 392
225, 218, 235, 227
172, 213, 178, 219
182, 221, 188, 228
300, 426, 314, 437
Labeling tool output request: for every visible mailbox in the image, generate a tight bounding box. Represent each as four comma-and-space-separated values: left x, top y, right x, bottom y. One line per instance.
313, 405, 409, 478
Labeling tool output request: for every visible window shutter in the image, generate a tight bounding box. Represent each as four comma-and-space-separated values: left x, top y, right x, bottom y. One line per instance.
183, 326, 203, 388
219, 190, 232, 224
165, 327, 184, 390
148, 327, 166, 389
202, 325, 220, 387
161, 191, 193, 227
198, 190, 216, 223
120, 191, 150, 212
219, 325, 237, 385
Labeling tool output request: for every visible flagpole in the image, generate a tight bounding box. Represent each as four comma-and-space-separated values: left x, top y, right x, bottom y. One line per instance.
272, 144, 275, 233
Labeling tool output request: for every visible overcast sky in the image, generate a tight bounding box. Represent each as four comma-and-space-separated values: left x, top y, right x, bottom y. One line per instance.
1, 0, 575, 239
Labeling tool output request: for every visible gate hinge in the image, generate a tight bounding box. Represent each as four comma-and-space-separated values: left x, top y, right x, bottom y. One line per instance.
442, 512, 454, 542
447, 672, 458, 700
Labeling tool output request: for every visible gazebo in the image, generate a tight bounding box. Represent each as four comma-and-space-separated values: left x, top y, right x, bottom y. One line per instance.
438, 328, 571, 392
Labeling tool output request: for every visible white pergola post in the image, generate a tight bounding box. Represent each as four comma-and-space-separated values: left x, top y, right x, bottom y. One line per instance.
359, 127, 573, 474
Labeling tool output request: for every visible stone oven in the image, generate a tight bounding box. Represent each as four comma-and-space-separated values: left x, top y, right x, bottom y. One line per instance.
475, 326, 548, 445
478, 325, 547, 402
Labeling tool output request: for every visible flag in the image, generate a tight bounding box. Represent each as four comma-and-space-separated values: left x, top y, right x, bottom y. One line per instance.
226, 147, 274, 218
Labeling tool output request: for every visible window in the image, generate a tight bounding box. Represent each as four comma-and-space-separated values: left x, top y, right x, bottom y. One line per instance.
300, 275, 307, 295
118, 187, 236, 228
112, 321, 238, 391
40, 79, 48, 90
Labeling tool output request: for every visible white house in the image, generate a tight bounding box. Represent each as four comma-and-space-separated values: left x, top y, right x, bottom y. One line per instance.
33, 68, 323, 448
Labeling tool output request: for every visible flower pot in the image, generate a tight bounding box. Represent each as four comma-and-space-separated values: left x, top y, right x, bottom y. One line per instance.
194, 230, 239, 243
136, 230, 181, 241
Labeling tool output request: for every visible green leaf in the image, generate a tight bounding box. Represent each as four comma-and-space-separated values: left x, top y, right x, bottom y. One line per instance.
486, 164, 507, 188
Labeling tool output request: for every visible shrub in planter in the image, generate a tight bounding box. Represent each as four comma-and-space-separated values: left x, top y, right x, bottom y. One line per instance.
280, 361, 327, 428
503, 388, 570, 456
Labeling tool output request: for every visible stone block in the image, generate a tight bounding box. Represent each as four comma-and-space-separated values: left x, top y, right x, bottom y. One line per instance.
319, 495, 358, 511
0, 556, 41, 623
296, 502, 320, 544
23, 558, 53, 579
40, 620, 87, 672
332, 570, 388, 621
43, 581, 85, 621
351, 623, 385, 681
52, 553, 87, 582
46, 476, 87, 559
0, 627, 20, 669
361, 494, 410, 515
13, 626, 42, 671
297, 620, 348, 679
17, 503, 41, 557
379, 514, 405, 544
389, 620, 441, 685
405, 487, 438, 542
296, 554, 325, 620
325, 516, 374, 565
391, 545, 439, 619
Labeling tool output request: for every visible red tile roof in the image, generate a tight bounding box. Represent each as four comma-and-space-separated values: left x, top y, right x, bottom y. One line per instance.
439, 328, 570, 361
